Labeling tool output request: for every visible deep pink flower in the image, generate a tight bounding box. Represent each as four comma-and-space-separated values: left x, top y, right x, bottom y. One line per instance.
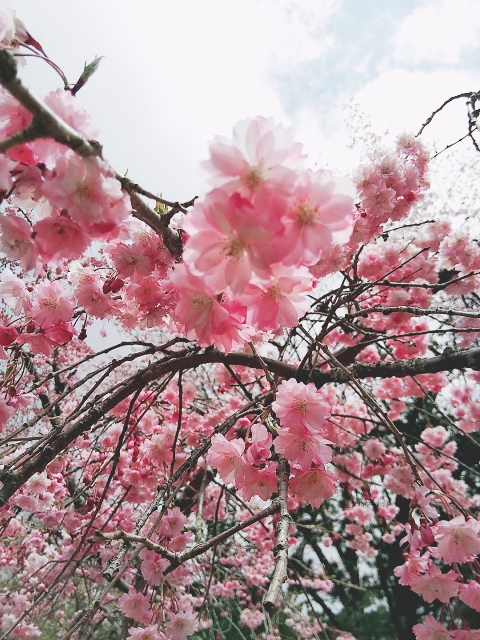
245, 423, 272, 465
34, 214, 90, 262
172, 263, 252, 352
289, 466, 337, 507
238, 462, 278, 501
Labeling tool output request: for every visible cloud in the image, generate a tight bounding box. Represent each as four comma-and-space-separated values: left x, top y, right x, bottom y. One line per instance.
393, 0, 480, 65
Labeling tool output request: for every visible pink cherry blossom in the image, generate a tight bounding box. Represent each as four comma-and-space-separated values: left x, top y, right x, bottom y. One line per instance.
410, 563, 460, 603
245, 423, 272, 465
459, 580, 480, 612
165, 604, 198, 640
274, 423, 333, 470
0, 214, 37, 271
182, 189, 284, 294
272, 379, 331, 432
238, 462, 278, 501
241, 264, 312, 331
412, 615, 452, 640
41, 151, 124, 227
117, 589, 152, 625
127, 625, 164, 640
276, 169, 355, 267
433, 515, 480, 564
159, 507, 187, 538
0, 267, 32, 314
30, 281, 75, 328
289, 466, 337, 507
33, 214, 90, 262
172, 263, 252, 351
202, 116, 304, 196
208, 433, 245, 484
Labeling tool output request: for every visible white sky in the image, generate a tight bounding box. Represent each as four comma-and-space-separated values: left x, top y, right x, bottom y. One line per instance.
7, 0, 480, 203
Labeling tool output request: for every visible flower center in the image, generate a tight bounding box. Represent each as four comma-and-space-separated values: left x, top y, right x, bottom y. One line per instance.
190, 294, 213, 312
76, 180, 92, 200
451, 529, 461, 545
224, 235, 244, 259
294, 201, 317, 226
294, 398, 308, 414
242, 165, 263, 191
299, 438, 310, 452
265, 283, 284, 301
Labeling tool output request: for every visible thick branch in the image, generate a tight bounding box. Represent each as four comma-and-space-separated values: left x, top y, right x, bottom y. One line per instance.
0, 346, 478, 506
92, 501, 280, 575
0, 50, 101, 158
263, 456, 291, 611
0, 49, 184, 257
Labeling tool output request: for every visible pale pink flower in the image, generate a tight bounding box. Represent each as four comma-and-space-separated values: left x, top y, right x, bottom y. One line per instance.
274, 423, 333, 470
289, 466, 337, 507
0, 88, 32, 138
127, 625, 164, 640
41, 151, 123, 226
0, 267, 32, 314
0, 214, 37, 271
272, 379, 331, 431
277, 169, 355, 266
44, 88, 99, 139
412, 615, 452, 640
362, 438, 386, 460
31, 281, 75, 328
117, 589, 151, 625
459, 580, 480, 612
202, 116, 304, 196
410, 563, 460, 603
207, 433, 245, 484
165, 604, 198, 640
433, 515, 480, 564
33, 214, 90, 262
159, 507, 187, 538
241, 264, 312, 331
421, 426, 448, 448
139, 549, 169, 587
0, 398, 15, 430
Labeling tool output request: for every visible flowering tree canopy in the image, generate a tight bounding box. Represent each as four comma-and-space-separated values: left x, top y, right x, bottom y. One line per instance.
0, 11, 480, 640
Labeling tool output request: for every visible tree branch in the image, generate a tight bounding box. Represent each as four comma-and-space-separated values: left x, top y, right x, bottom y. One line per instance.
0, 346, 478, 506
0, 49, 185, 257
263, 456, 291, 611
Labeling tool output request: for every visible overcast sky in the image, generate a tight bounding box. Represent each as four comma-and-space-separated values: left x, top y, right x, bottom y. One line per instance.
9, 0, 480, 204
